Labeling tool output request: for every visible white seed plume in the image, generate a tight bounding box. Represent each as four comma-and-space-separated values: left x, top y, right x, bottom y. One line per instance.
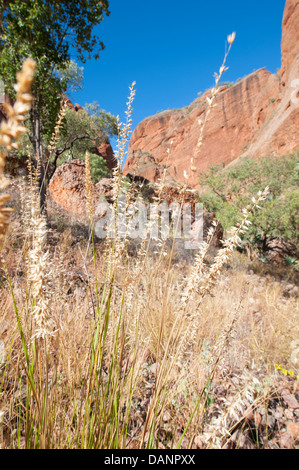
27, 201, 56, 340
227, 32, 236, 45
0, 59, 36, 240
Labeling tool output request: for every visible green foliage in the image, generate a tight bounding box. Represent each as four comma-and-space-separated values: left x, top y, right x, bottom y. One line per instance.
85, 153, 111, 183
54, 106, 117, 162
0, 1, 110, 67
0, 0, 110, 171
56, 60, 84, 94
84, 102, 118, 138
219, 81, 234, 87
155, 109, 171, 115
249, 188, 299, 243
198, 153, 299, 246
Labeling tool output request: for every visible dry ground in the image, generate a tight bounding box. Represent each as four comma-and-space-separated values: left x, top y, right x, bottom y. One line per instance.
0, 197, 298, 449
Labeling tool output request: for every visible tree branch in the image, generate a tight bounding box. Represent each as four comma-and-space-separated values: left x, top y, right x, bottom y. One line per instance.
47, 135, 93, 182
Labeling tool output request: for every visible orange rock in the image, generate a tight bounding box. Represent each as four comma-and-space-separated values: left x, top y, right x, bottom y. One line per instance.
49, 159, 114, 220
123, 0, 299, 187
96, 140, 117, 170
280, 431, 294, 449
281, 0, 299, 83
254, 411, 262, 427
49, 160, 224, 247
286, 422, 299, 439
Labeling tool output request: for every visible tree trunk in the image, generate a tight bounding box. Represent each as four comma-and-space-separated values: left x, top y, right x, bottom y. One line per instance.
31, 95, 47, 215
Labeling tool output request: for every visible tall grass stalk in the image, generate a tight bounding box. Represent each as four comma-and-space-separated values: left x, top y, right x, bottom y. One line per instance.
0, 42, 284, 450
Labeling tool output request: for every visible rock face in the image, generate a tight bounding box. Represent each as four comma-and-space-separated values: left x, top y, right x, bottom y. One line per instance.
281, 0, 299, 82
49, 159, 114, 221
264, 237, 297, 264
49, 159, 223, 247
123, 0, 299, 187
49, 160, 88, 220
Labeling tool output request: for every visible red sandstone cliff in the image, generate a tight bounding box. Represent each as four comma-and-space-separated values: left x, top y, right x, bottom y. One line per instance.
123, 0, 299, 187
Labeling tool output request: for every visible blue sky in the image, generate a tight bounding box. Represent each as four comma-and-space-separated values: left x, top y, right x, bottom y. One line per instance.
70, 0, 286, 154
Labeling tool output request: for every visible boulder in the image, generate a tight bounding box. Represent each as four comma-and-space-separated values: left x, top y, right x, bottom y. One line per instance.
49, 160, 223, 246
49, 159, 114, 221
264, 237, 297, 263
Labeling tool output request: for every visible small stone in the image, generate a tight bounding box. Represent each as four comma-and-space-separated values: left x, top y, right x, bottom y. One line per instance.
280, 431, 294, 449
194, 436, 205, 449
163, 411, 171, 422
291, 286, 298, 296
257, 406, 266, 416
0, 321, 9, 336
254, 411, 262, 426
286, 422, 299, 440
244, 406, 254, 421
282, 392, 299, 409
273, 406, 283, 420
180, 437, 189, 449
73, 287, 85, 298
95, 202, 108, 220
285, 283, 294, 292
284, 409, 294, 420
148, 362, 158, 375
262, 414, 276, 428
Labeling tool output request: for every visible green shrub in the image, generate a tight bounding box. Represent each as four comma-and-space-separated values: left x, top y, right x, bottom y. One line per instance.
84, 152, 111, 183
198, 152, 299, 246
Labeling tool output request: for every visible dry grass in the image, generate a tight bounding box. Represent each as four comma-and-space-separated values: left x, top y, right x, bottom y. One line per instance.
1, 211, 298, 449
0, 52, 298, 450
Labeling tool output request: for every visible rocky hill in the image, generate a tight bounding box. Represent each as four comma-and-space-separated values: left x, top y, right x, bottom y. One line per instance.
123, 0, 299, 187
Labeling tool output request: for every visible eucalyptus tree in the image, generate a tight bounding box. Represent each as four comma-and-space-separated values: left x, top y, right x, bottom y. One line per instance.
0, 0, 110, 210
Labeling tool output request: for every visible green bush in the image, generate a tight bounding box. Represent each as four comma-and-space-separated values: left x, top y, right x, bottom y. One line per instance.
198, 152, 299, 246
84, 153, 111, 183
